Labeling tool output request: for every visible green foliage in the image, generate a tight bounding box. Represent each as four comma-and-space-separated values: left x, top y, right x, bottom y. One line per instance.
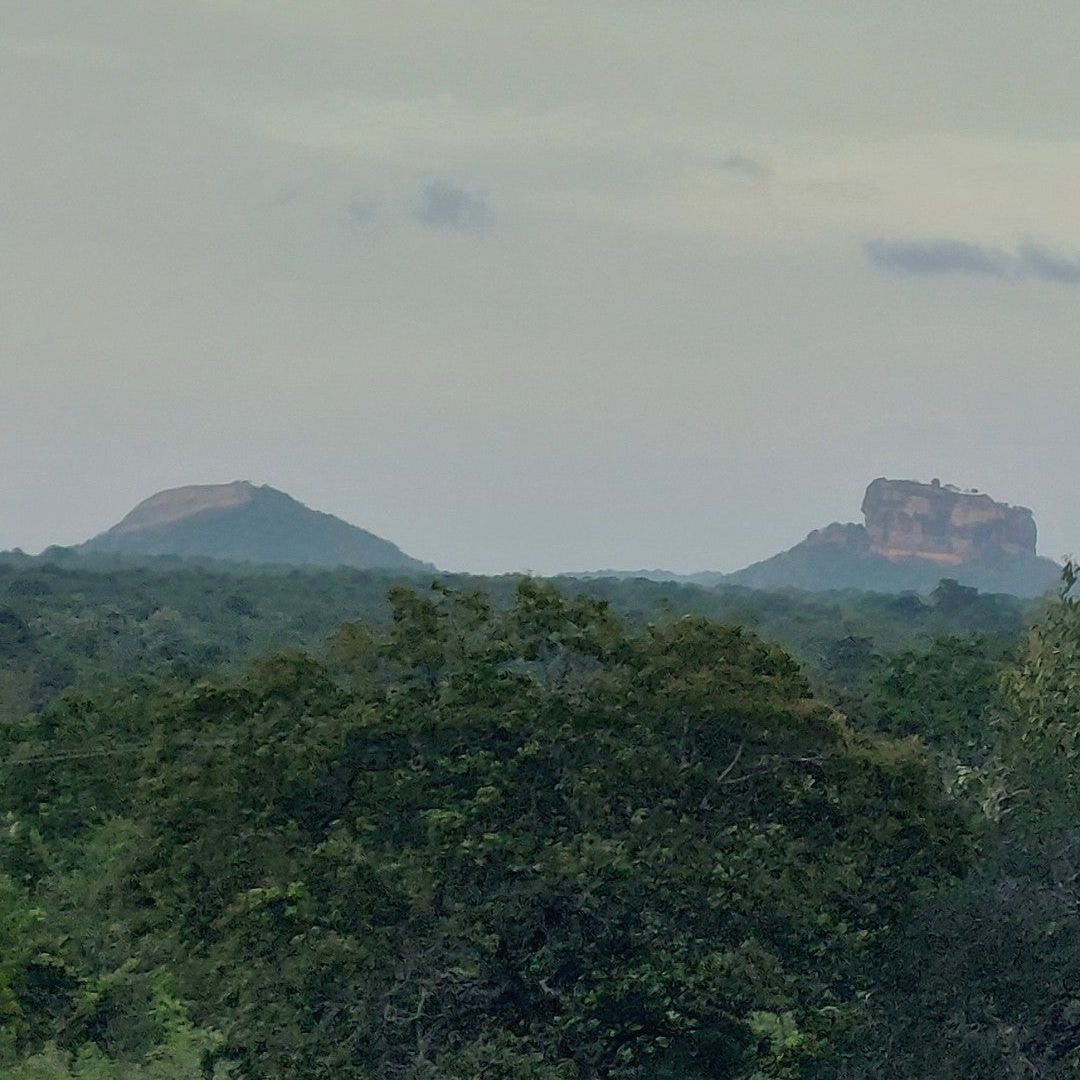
0, 551, 1027, 729
7, 553, 1079, 1078
0, 580, 970, 1077
859, 563, 1080, 1077
0, 871, 42, 1056
1001, 562, 1080, 796
862, 635, 1010, 758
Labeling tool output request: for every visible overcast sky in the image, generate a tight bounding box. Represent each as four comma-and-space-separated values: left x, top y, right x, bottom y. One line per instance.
3, 2, 1079, 573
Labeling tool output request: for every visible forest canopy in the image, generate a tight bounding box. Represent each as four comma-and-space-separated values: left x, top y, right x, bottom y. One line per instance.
0, 554, 1077, 1076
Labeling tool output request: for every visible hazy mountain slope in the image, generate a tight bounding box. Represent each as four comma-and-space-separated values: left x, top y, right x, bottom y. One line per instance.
577, 479, 1063, 598
724, 537, 1061, 597
79, 481, 432, 571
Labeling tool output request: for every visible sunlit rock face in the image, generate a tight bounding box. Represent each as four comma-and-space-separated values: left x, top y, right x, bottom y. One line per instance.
109, 481, 257, 535
861, 478, 1037, 565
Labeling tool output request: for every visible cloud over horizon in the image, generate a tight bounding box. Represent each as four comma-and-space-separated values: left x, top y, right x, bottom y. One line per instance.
712, 154, 770, 180
865, 238, 1080, 284
1016, 241, 1080, 284
415, 180, 493, 233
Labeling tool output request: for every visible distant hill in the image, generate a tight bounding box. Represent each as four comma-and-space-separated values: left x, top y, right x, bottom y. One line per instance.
725, 533, 1061, 597
78, 481, 433, 572
582, 478, 1063, 598
726, 478, 1061, 597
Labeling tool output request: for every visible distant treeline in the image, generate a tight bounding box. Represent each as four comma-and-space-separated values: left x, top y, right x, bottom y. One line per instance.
0, 549, 1029, 728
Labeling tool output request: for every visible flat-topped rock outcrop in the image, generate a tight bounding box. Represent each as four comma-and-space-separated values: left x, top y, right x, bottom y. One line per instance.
861, 477, 1036, 565
724, 477, 1059, 597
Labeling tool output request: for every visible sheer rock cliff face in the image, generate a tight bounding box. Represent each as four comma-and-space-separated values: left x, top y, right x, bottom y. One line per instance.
860, 478, 1037, 565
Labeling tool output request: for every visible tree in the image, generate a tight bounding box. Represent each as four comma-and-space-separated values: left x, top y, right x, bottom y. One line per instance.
108, 583, 965, 1078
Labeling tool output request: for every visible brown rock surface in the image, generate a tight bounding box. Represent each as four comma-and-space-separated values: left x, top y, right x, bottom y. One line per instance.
111, 481, 257, 535
79, 482, 432, 571
861, 478, 1036, 565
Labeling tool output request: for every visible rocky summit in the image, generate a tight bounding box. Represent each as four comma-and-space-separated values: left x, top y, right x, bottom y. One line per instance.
726, 478, 1061, 597
861, 478, 1037, 564
78, 481, 432, 572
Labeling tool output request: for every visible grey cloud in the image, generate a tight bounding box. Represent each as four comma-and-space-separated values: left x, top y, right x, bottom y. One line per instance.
347, 198, 378, 225
865, 237, 1080, 285
713, 154, 770, 180
864, 238, 1011, 277
415, 180, 492, 233
1017, 241, 1080, 283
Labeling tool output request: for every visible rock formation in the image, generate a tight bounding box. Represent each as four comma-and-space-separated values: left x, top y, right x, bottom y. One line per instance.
803, 521, 872, 553
78, 482, 432, 572
723, 477, 1059, 597
105, 481, 259, 536
860, 478, 1037, 565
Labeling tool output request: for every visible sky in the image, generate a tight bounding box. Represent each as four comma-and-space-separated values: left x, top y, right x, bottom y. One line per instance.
2, 1, 1079, 574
